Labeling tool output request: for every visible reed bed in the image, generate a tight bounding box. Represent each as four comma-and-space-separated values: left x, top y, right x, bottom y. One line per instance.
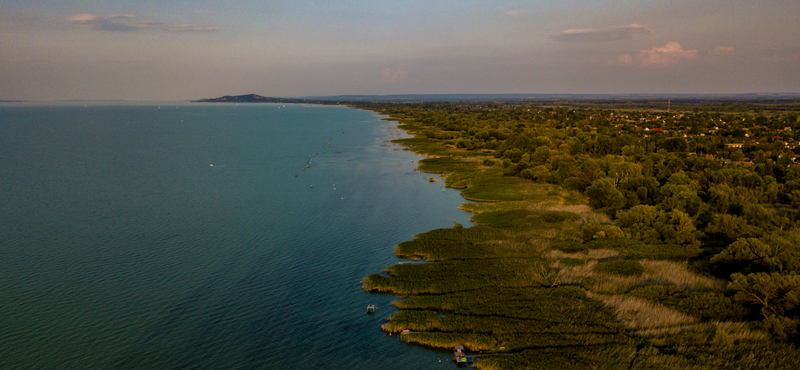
548, 248, 620, 260
638, 260, 725, 291
553, 257, 724, 294
637, 321, 766, 342
587, 292, 699, 329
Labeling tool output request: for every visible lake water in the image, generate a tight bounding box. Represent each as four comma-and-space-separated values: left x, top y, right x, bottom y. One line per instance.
0, 102, 473, 369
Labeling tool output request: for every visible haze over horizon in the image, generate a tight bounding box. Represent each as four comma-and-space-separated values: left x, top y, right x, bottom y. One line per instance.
2, 0, 799, 101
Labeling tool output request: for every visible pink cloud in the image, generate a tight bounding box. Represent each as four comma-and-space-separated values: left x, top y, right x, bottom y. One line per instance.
67, 13, 217, 33
549, 24, 652, 43
381, 64, 409, 84
636, 42, 697, 66
617, 54, 633, 65
67, 14, 137, 31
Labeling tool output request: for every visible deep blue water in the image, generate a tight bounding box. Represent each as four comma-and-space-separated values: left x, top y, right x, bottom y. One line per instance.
0, 103, 472, 369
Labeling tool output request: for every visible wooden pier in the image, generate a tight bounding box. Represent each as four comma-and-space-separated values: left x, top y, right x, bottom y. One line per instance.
453, 345, 469, 365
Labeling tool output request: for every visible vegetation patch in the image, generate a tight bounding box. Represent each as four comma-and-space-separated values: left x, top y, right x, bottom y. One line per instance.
560, 257, 587, 267
592, 259, 646, 276
628, 285, 748, 321
588, 292, 699, 329
472, 209, 579, 229
357, 102, 800, 368
585, 239, 702, 260
551, 240, 589, 253
418, 156, 479, 173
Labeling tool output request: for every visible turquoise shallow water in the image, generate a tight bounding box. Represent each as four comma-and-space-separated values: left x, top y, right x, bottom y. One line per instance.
0, 103, 473, 369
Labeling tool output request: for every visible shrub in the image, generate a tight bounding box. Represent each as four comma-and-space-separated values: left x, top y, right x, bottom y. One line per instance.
580, 221, 625, 242
520, 168, 535, 180
539, 211, 581, 223
592, 260, 645, 276
560, 258, 587, 267
563, 176, 588, 191
552, 240, 589, 253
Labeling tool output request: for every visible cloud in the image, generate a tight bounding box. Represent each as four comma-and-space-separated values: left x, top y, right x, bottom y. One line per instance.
764, 48, 800, 62
107, 14, 135, 20
617, 54, 633, 65
381, 64, 409, 84
67, 14, 217, 33
68, 14, 137, 31
549, 24, 652, 43
166, 24, 219, 32
710, 46, 735, 56
636, 42, 698, 66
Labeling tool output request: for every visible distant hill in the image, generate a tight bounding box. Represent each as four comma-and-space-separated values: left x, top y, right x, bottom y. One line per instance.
191, 94, 313, 104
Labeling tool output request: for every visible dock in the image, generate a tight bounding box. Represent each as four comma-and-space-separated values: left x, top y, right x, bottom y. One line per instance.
453, 345, 506, 365
453, 345, 468, 364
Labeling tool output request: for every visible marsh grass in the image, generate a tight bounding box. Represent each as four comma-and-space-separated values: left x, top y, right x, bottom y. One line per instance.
628, 285, 747, 321
638, 260, 725, 291
418, 157, 479, 173
475, 345, 638, 370
638, 321, 766, 342
382, 286, 628, 353
471, 209, 580, 229
444, 170, 545, 202
555, 258, 723, 294
593, 260, 645, 276
391, 137, 452, 157
399, 332, 498, 351
588, 292, 699, 329
549, 248, 620, 260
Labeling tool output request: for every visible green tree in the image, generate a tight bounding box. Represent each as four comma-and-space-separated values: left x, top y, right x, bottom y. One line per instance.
532, 145, 551, 165
608, 161, 642, 185
712, 235, 800, 273
615, 205, 700, 247
705, 214, 762, 242
729, 272, 800, 340
585, 178, 625, 209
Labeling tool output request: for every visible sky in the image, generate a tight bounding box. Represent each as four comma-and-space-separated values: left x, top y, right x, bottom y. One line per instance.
1, 0, 799, 101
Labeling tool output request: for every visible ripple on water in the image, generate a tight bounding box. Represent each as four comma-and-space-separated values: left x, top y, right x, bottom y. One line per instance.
0, 105, 472, 370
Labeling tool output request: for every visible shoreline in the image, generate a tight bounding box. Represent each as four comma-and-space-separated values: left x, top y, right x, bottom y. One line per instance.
356, 105, 633, 368
354, 103, 800, 369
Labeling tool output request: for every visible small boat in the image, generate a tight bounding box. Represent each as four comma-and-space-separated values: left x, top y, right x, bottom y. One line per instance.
366, 305, 377, 314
